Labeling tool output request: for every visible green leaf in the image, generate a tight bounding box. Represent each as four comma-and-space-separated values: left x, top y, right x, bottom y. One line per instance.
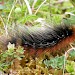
70, 0, 75, 7
14, 7, 21, 13
44, 56, 64, 69
69, 49, 75, 57
16, 48, 24, 54
66, 61, 75, 73
17, 15, 37, 23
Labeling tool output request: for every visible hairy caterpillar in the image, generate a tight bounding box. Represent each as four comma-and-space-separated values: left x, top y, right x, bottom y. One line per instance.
0, 24, 75, 56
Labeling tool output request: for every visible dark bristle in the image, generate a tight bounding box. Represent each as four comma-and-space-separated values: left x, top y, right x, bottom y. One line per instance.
9, 37, 16, 44
8, 25, 73, 49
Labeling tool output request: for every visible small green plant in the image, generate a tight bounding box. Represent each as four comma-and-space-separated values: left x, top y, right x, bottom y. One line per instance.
66, 61, 75, 75
43, 56, 64, 69
0, 43, 24, 71
69, 49, 75, 57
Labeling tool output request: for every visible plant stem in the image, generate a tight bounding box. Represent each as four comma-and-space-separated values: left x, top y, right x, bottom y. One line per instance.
24, 0, 32, 15
34, 0, 46, 15
0, 15, 5, 26
7, 0, 18, 24
32, 0, 37, 10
